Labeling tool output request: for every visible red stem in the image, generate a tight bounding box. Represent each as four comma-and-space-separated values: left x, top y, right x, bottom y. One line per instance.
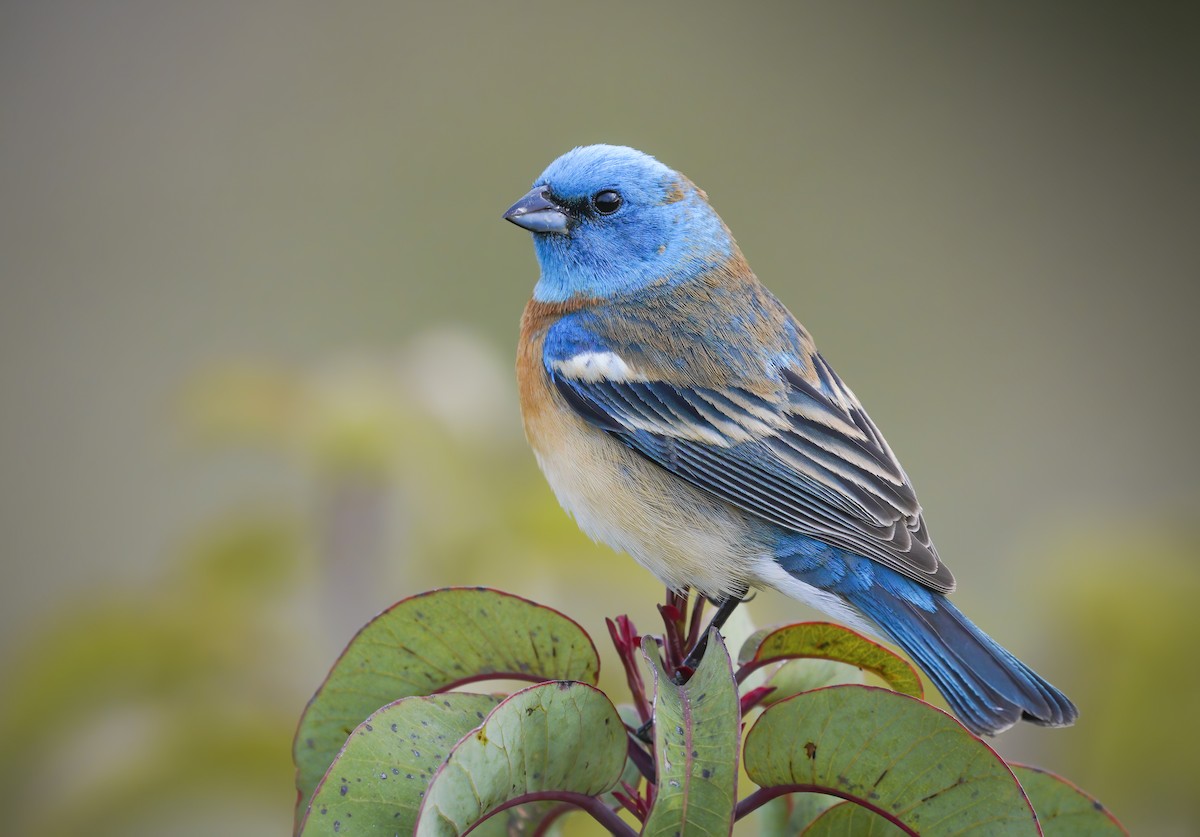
658, 589, 691, 672
624, 734, 656, 783
607, 617, 652, 724
685, 592, 707, 655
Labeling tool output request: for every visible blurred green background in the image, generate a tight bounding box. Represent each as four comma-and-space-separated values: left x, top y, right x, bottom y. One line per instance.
2, 2, 1197, 834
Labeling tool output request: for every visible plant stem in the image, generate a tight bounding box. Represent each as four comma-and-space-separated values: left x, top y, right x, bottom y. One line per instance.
607, 616, 652, 724
685, 592, 707, 653
625, 734, 656, 783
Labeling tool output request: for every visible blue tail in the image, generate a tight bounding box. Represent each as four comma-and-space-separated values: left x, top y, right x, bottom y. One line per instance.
847, 583, 1078, 735
776, 543, 1078, 736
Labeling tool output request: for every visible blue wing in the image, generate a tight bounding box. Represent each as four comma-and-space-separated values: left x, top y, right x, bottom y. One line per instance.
544, 316, 955, 594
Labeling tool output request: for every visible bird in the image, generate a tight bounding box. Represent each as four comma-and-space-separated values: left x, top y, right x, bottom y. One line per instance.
503, 144, 1077, 736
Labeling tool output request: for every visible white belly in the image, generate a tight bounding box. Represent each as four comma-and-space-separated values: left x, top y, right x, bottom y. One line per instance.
529, 411, 762, 599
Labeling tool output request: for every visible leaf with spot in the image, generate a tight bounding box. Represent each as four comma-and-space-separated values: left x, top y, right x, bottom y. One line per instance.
1012, 764, 1128, 836
742, 685, 1039, 836
640, 631, 740, 837
293, 588, 600, 823
801, 801, 908, 835
737, 622, 923, 698
298, 693, 502, 836
414, 681, 627, 836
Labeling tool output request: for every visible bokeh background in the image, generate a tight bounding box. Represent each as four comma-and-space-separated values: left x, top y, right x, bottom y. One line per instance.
2, 2, 1197, 834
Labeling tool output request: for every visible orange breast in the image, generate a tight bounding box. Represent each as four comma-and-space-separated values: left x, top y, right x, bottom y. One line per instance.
517, 297, 587, 446
515, 297, 762, 598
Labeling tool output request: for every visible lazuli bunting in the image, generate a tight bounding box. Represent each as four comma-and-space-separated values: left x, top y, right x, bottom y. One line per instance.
504, 145, 1076, 736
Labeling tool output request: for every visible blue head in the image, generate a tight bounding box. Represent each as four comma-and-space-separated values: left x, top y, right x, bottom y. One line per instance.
504, 145, 737, 303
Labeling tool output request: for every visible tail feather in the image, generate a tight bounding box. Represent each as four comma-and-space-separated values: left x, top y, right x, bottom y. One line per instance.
845, 585, 1078, 736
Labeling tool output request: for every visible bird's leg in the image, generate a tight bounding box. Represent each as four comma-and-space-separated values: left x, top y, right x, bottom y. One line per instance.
673, 585, 750, 684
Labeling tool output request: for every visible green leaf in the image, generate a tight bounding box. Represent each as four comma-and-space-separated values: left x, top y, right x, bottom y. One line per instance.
763, 658, 864, 706
415, 681, 626, 836
640, 631, 740, 837
298, 693, 502, 836
802, 801, 908, 835
738, 622, 923, 698
1011, 764, 1128, 836
294, 588, 600, 821
743, 685, 1038, 836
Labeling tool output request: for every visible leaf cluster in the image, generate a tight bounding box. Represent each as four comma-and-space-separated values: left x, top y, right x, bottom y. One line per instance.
293, 588, 1123, 835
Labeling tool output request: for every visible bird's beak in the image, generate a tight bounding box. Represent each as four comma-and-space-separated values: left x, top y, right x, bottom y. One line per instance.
503, 186, 570, 234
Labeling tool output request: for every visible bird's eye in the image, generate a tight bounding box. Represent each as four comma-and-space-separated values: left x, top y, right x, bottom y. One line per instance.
592, 190, 622, 215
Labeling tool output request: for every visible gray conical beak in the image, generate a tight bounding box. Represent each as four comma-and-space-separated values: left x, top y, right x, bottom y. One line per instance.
503, 186, 570, 234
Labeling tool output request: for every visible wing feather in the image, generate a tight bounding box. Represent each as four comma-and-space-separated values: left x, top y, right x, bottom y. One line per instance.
547, 341, 954, 593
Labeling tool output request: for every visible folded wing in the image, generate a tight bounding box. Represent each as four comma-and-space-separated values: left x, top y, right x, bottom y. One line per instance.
548, 341, 955, 593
